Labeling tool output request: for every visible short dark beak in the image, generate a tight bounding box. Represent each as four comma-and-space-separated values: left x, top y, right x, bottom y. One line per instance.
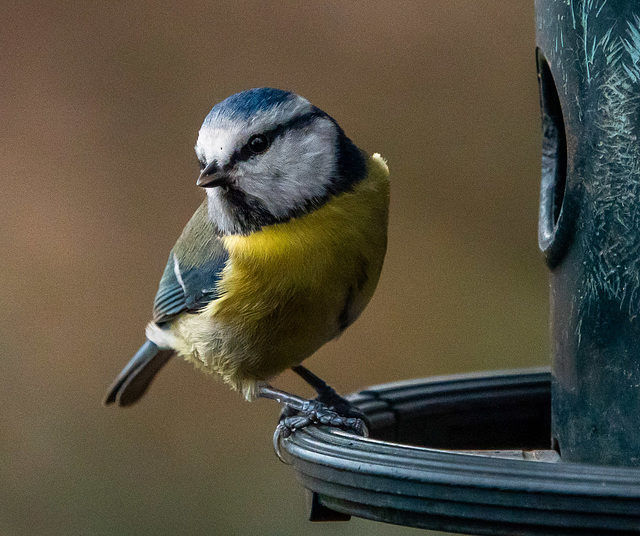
197, 161, 230, 188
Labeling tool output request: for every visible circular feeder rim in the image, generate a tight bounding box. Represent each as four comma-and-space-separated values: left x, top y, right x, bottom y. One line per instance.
279, 369, 640, 535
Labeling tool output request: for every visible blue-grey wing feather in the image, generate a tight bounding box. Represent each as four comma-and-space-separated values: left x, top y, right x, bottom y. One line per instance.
152, 201, 228, 325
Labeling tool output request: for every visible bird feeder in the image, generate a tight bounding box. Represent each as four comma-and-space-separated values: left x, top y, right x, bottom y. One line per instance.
276, 0, 640, 533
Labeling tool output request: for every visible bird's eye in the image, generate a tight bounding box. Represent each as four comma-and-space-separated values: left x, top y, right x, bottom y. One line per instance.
247, 134, 270, 154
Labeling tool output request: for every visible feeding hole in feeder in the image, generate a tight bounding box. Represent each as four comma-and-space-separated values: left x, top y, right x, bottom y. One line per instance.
536, 49, 571, 267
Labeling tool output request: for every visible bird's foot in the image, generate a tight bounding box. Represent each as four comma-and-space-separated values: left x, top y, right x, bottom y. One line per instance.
313, 387, 368, 423
273, 400, 368, 462
258, 384, 368, 462
278, 389, 367, 425
277, 399, 368, 438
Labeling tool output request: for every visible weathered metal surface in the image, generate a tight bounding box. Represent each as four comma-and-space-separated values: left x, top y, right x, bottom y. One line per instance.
537, 0, 640, 466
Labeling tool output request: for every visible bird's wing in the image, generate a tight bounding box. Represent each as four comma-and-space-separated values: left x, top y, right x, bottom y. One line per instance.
153, 201, 229, 324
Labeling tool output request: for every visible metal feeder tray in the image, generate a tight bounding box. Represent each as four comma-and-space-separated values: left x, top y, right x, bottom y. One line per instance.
278, 368, 640, 535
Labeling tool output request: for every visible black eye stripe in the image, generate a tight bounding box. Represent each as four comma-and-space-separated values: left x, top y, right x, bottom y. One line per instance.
224, 110, 325, 171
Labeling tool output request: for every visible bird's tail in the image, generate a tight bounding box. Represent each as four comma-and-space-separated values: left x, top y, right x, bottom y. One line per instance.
103, 340, 173, 407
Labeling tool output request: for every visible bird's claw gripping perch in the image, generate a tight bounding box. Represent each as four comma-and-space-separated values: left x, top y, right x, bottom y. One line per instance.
265, 391, 368, 463
283, 399, 368, 435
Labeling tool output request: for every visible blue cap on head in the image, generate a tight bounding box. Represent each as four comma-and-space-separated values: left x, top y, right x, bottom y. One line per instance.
204, 88, 298, 124
194, 86, 369, 235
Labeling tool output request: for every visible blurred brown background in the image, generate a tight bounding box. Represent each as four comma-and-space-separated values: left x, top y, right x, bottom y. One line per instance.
1, 1, 545, 535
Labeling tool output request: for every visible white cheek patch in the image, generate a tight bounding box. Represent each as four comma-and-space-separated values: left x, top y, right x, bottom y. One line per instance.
238, 117, 338, 218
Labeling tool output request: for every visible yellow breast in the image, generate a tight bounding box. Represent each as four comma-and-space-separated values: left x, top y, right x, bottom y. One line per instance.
183, 154, 389, 397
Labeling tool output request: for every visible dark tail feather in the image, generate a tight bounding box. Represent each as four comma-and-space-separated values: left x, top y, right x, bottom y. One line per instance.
103, 340, 174, 407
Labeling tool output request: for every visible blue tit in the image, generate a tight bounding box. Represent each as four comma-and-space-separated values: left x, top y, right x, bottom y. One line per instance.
104, 88, 389, 431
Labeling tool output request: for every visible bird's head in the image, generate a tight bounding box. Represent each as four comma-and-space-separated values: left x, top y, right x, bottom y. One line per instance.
194, 88, 366, 235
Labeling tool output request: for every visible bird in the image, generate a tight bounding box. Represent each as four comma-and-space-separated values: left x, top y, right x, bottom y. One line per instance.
104, 87, 389, 435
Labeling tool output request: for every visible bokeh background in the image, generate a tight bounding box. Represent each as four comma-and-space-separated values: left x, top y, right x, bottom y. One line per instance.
1, 1, 545, 535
